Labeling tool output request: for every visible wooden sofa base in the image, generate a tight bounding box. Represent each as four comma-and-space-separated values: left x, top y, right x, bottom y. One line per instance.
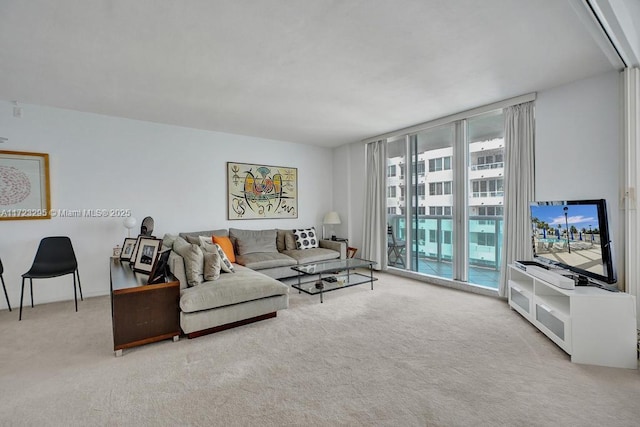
185, 311, 277, 339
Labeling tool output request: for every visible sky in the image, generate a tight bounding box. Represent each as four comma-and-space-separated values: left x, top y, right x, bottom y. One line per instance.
530, 203, 599, 230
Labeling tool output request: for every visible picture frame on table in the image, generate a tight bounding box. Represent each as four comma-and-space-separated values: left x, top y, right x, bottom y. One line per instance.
128, 235, 144, 265
119, 237, 137, 261
132, 237, 162, 274
147, 249, 171, 285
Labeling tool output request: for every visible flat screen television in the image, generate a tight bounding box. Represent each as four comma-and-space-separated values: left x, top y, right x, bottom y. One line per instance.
529, 199, 616, 284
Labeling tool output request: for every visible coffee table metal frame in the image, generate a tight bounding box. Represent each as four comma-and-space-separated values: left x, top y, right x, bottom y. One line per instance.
291, 258, 377, 303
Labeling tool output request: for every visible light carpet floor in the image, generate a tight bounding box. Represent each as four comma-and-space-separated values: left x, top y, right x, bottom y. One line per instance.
0, 272, 639, 426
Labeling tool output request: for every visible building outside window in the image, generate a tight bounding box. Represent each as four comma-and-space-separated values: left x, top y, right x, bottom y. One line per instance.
386, 109, 505, 289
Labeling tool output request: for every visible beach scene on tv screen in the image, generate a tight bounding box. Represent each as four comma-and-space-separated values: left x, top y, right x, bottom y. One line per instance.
530, 204, 604, 276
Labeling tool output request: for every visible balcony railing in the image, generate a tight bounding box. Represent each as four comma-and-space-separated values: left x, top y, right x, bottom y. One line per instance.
387, 214, 503, 271
470, 161, 504, 171
471, 191, 504, 198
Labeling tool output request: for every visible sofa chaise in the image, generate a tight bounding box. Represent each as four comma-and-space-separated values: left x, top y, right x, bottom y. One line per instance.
165, 228, 346, 338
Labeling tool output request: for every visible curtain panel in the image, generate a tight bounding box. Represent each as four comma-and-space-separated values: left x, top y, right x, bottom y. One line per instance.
499, 101, 535, 297
362, 140, 387, 270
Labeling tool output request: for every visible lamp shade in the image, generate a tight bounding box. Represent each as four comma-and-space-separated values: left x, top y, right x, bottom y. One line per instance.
323, 211, 341, 225
123, 217, 137, 230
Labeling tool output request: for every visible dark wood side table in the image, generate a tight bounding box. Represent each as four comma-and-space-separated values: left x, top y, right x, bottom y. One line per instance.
110, 258, 180, 356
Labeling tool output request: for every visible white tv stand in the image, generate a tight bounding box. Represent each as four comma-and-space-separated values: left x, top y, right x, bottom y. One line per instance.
508, 265, 637, 369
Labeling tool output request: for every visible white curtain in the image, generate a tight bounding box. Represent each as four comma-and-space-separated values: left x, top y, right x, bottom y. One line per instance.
622, 68, 640, 315
362, 139, 387, 270
499, 101, 535, 297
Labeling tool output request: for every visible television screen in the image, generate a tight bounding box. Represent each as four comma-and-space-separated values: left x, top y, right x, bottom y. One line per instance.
529, 199, 616, 284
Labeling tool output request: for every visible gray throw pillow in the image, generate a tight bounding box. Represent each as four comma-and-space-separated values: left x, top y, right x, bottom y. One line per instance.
198, 235, 218, 254
203, 251, 221, 281
173, 238, 204, 286
229, 228, 278, 255
284, 231, 297, 251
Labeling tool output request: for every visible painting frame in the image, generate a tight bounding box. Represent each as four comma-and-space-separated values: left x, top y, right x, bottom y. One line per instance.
0, 150, 51, 221
128, 235, 145, 265
132, 237, 162, 274
147, 249, 171, 284
227, 161, 298, 220
119, 237, 138, 261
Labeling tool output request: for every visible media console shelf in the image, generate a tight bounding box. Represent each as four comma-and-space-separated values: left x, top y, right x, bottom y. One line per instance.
508, 265, 637, 369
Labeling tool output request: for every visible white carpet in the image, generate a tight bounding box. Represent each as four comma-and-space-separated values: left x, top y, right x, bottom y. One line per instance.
1, 272, 639, 426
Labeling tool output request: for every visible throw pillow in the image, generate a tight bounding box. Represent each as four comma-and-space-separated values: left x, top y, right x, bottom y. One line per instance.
292, 227, 318, 250
213, 235, 236, 263
284, 231, 297, 250
229, 228, 278, 255
172, 239, 204, 286
162, 233, 178, 249
203, 251, 221, 281
198, 235, 218, 254
215, 243, 235, 273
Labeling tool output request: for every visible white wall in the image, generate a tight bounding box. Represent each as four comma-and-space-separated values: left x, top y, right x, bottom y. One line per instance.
331, 142, 366, 250
535, 70, 622, 285
339, 69, 624, 284
0, 101, 333, 308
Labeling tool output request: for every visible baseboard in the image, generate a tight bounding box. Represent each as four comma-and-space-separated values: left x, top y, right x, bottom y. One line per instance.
186, 311, 277, 339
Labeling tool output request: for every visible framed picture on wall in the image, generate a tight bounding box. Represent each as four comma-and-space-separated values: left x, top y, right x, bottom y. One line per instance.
132, 237, 162, 273
0, 150, 51, 220
227, 161, 298, 220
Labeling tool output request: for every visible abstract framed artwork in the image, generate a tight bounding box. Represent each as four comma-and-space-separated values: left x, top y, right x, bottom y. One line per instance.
0, 150, 51, 220
227, 162, 298, 220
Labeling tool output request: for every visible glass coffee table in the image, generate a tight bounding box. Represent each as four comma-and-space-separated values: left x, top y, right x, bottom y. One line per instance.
291, 258, 377, 303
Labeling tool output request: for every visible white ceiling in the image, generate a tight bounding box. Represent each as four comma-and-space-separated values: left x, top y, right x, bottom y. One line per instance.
0, 0, 615, 147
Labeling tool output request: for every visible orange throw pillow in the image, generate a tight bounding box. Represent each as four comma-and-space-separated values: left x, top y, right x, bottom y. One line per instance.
212, 235, 236, 263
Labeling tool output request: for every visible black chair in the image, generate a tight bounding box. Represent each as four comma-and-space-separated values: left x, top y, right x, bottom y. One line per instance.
387, 225, 406, 267
0, 257, 12, 311
20, 237, 83, 320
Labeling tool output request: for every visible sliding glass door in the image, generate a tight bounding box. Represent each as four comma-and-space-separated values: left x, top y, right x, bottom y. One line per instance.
466, 111, 504, 288
385, 110, 504, 290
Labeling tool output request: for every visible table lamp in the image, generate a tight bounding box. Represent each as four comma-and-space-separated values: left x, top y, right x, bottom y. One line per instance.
123, 217, 137, 237
323, 211, 341, 239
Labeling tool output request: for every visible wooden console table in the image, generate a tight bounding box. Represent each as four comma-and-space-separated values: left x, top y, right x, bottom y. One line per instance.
110, 258, 180, 356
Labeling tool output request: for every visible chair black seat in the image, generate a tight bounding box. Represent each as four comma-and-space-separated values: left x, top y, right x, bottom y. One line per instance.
23, 262, 77, 278
19, 236, 83, 320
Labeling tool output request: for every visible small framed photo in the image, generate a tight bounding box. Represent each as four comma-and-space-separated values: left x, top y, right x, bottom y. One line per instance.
128, 235, 144, 265
119, 238, 137, 261
133, 237, 162, 273
148, 249, 171, 285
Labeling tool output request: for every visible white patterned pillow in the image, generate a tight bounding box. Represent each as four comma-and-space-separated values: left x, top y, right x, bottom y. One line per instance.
292, 227, 318, 250
215, 243, 235, 273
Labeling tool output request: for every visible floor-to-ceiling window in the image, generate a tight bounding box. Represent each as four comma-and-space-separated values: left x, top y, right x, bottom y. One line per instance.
385, 110, 504, 290
466, 111, 504, 288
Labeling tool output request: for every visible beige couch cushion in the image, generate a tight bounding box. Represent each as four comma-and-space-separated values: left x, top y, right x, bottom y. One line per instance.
281, 247, 340, 264
235, 252, 297, 270
180, 265, 289, 313
229, 228, 278, 255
